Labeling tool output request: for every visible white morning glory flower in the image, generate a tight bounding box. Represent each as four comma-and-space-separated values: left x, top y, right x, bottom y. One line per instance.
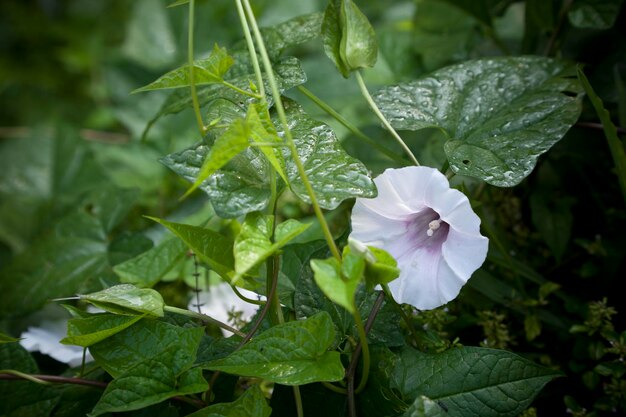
350, 166, 488, 310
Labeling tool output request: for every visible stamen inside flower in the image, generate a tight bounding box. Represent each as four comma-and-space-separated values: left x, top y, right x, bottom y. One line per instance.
427, 219, 442, 237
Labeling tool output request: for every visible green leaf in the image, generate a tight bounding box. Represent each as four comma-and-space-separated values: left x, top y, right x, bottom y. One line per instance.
348, 240, 400, 291
0, 186, 137, 318
246, 103, 288, 184
147, 217, 234, 279
296, 251, 404, 347
568, 0, 623, 29
310, 252, 363, 314
134, 44, 234, 93
403, 396, 448, 417
89, 349, 207, 416
412, 0, 482, 72
90, 319, 204, 378
122, 0, 177, 70
0, 343, 60, 417
375, 56, 583, 186
281, 99, 377, 208
578, 67, 626, 205
0, 127, 108, 253
258, 12, 323, 59
185, 118, 251, 198
60, 313, 145, 347
201, 312, 344, 385
161, 100, 376, 217
78, 284, 164, 317
234, 212, 273, 281
184, 103, 288, 198
339, 0, 378, 71
144, 57, 306, 136
0, 332, 20, 344
186, 385, 271, 417
376, 346, 562, 417
114, 238, 188, 287
234, 213, 310, 283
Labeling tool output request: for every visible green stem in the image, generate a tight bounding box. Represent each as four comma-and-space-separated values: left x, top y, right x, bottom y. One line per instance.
230, 284, 265, 306
293, 385, 304, 417
0, 370, 52, 385
355, 70, 419, 166
234, 0, 265, 98
296, 85, 407, 163
352, 310, 370, 393
221, 80, 262, 99
163, 305, 246, 337
322, 381, 348, 394
241, 0, 341, 262
188, 0, 206, 136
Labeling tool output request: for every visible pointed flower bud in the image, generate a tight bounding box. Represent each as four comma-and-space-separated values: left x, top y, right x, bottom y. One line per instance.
322, 0, 378, 78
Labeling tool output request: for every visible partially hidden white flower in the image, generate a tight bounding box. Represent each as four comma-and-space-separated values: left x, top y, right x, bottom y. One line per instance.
20, 320, 94, 367
190, 283, 262, 336
350, 166, 488, 310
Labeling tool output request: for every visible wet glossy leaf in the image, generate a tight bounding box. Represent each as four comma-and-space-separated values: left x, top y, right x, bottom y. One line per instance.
281, 99, 377, 208
161, 100, 376, 217
201, 312, 344, 385
381, 346, 561, 417
375, 57, 583, 186
568, 0, 623, 29
113, 238, 188, 287
134, 45, 234, 93
90, 319, 204, 377
147, 217, 234, 279
60, 313, 145, 347
78, 284, 164, 317
186, 385, 271, 417
184, 103, 286, 198
161, 144, 272, 218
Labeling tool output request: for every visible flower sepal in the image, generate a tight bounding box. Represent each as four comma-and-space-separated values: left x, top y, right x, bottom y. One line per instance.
348, 238, 400, 292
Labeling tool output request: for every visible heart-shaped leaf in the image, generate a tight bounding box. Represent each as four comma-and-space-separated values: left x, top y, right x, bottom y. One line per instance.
374, 57, 583, 186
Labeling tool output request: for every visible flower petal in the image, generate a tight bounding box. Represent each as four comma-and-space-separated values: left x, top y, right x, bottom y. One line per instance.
442, 229, 489, 280
350, 201, 407, 246
389, 248, 443, 310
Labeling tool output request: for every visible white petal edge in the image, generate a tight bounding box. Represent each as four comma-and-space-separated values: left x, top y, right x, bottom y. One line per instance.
442, 229, 489, 280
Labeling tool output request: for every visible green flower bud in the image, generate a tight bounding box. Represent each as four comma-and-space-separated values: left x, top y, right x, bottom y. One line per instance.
322, 0, 378, 78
